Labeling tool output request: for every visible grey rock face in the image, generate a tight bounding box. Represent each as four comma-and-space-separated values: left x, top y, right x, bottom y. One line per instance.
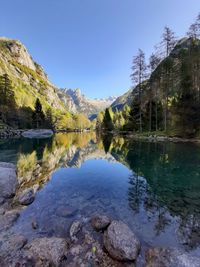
145, 247, 200, 267
0, 210, 20, 231
0, 163, 17, 200
69, 220, 82, 242
91, 215, 111, 231
22, 129, 53, 139
0, 234, 27, 257
104, 220, 140, 261
25, 237, 68, 266
17, 188, 35, 205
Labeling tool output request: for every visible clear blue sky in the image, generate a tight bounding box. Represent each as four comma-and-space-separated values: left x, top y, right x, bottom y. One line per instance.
0, 0, 200, 98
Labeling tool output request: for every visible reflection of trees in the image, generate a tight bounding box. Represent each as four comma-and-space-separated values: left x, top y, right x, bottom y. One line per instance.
128, 173, 147, 213
15, 132, 97, 190
102, 134, 113, 153
104, 136, 200, 248
2, 133, 200, 248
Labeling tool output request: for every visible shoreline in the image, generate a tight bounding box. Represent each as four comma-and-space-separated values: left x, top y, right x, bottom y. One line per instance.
0, 128, 200, 143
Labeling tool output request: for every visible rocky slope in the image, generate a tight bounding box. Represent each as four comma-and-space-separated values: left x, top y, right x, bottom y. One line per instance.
111, 88, 132, 111
58, 88, 116, 118
0, 37, 65, 112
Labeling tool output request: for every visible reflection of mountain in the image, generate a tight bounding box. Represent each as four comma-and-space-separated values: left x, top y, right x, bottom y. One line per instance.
1, 133, 200, 249
3, 133, 116, 191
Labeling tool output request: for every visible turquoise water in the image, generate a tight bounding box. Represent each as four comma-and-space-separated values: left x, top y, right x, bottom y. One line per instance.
0, 133, 200, 257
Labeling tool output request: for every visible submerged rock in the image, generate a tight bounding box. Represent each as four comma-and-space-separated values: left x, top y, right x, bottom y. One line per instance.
32, 220, 39, 230
22, 129, 53, 139
145, 247, 200, 267
56, 206, 77, 218
17, 188, 35, 205
91, 215, 111, 231
104, 220, 140, 261
70, 220, 82, 242
24, 237, 68, 266
0, 234, 27, 257
0, 162, 17, 200
0, 210, 20, 231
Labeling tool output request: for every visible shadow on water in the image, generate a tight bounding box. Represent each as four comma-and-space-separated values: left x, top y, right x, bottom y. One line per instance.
1, 132, 200, 253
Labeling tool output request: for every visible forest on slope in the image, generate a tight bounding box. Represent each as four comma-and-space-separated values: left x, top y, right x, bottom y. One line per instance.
98, 14, 200, 138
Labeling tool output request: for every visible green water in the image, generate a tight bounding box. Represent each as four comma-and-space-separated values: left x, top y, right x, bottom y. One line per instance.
0, 133, 200, 256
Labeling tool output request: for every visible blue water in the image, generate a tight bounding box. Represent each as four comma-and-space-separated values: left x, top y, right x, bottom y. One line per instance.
0, 133, 200, 257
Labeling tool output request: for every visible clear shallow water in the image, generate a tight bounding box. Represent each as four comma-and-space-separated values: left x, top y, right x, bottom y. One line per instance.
1, 133, 200, 257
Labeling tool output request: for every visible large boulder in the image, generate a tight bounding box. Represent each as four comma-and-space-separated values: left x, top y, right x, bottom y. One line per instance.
17, 188, 35, 205
69, 220, 82, 242
103, 220, 140, 261
24, 237, 68, 266
0, 162, 17, 200
91, 215, 111, 231
22, 129, 53, 139
145, 247, 200, 267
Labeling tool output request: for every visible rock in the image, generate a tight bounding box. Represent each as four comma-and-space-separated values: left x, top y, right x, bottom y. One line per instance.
91, 215, 111, 231
0, 207, 5, 215
0, 210, 20, 231
22, 129, 53, 139
56, 206, 77, 217
0, 234, 27, 257
32, 220, 38, 230
145, 247, 200, 267
104, 220, 140, 261
32, 183, 40, 193
25, 237, 68, 266
0, 162, 16, 169
70, 244, 83, 256
17, 188, 35, 205
69, 220, 82, 242
0, 162, 17, 200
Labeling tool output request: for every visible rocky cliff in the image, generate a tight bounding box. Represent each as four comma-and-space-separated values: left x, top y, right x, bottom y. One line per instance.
0, 37, 65, 112
0, 37, 116, 126
58, 88, 116, 118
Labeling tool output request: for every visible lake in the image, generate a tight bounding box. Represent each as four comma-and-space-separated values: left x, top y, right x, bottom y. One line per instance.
0, 132, 200, 264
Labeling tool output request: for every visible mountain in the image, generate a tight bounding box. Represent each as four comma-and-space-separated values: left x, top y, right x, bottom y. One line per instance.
0, 37, 65, 111
0, 38, 90, 129
58, 88, 116, 118
111, 89, 132, 111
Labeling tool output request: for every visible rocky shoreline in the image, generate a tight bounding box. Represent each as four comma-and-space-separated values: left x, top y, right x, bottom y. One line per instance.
0, 162, 199, 266
1, 128, 200, 143
110, 131, 200, 143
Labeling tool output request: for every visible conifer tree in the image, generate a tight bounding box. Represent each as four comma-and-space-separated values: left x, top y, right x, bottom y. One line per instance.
130, 49, 147, 132
0, 74, 17, 125
32, 98, 45, 128
103, 108, 114, 131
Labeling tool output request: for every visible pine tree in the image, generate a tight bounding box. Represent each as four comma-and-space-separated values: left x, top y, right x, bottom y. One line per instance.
161, 26, 177, 57
148, 53, 161, 131
45, 108, 54, 129
187, 12, 200, 39
32, 98, 45, 128
103, 108, 114, 131
0, 74, 17, 126
130, 49, 147, 132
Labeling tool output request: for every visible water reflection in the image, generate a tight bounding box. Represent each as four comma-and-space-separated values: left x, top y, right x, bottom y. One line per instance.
1, 133, 200, 252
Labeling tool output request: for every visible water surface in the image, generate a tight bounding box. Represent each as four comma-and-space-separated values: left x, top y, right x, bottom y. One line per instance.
0, 133, 200, 257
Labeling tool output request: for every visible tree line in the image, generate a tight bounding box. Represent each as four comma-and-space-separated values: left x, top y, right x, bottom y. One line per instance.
0, 74, 92, 131
99, 13, 200, 137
